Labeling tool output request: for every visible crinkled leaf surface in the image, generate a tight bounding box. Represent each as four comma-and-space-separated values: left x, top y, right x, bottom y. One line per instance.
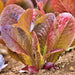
0, 54, 8, 72
32, 31, 43, 69
1, 25, 34, 65
33, 9, 43, 21
1, 4, 25, 26
6, 0, 34, 9
0, 0, 4, 15
50, 13, 75, 62
47, 21, 56, 52
14, 9, 33, 34
52, 0, 75, 17
33, 13, 55, 54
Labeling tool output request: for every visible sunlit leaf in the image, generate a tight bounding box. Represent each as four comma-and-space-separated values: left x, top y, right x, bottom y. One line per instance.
33, 9, 43, 21
1, 4, 25, 26
6, 0, 34, 9
0, 0, 4, 15
33, 13, 55, 54
14, 9, 33, 35
52, 0, 75, 17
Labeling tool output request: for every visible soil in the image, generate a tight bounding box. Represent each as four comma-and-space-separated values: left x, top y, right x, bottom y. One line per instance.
0, 45, 75, 75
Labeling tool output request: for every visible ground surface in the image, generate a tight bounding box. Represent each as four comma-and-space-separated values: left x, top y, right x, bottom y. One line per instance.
0, 45, 75, 75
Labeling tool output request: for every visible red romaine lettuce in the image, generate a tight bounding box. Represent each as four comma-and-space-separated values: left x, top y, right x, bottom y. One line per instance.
1, 5, 75, 73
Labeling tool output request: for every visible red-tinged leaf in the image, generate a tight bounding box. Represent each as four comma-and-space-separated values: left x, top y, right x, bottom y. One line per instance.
50, 13, 75, 62
33, 13, 55, 54
47, 22, 56, 52
1, 4, 25, 26
32, 31, 43, 69
1, 25, 35, 65
7, 49, 32, 65
19, 65, 28, 73
43, 49, 63, 60
36, 0, 46, 14
52, 0, 75, 17
43, 0, 55, 13
42, 62, 54, 69
33, 9, 43, 22
20, 65, 38, 73
14, 9, 33, 34
0, 54, 8, 72
28, 66, 38, 73
6, 0, 34, 9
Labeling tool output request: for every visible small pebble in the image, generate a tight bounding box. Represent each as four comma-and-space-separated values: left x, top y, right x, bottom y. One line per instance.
69, 66, 75, 72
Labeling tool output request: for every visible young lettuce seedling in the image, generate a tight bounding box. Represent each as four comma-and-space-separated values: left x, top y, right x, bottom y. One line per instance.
1, 4, 75, 73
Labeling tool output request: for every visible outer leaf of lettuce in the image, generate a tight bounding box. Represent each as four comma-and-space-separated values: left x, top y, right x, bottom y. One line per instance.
1, 4, 25, 26
52, 0, 75, 17
8, 49, 32, 66
50, 13, 75, 62
33, 13, 55, 54
1, 25, 35, 65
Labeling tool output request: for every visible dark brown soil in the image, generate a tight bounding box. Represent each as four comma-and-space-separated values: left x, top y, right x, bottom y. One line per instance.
0, 45, 75, 75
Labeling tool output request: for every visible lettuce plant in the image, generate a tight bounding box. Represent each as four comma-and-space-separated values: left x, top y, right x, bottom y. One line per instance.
0, 3, 75, 73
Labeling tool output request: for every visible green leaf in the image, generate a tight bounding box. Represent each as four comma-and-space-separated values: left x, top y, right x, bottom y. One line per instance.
33, 13, 55, 54
1, 4, 25, 26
